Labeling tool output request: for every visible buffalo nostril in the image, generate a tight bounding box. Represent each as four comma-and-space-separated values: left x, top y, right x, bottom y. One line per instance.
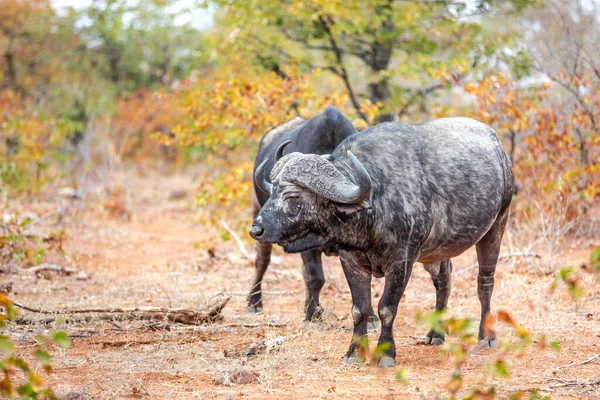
249, 224, 265, 239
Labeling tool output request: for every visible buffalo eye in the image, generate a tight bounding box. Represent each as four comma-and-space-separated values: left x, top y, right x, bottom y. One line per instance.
285, 197, 303, 216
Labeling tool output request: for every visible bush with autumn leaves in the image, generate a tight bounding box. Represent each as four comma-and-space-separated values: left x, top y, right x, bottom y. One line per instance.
1, 0, 598, 228
465, 73, 600, 221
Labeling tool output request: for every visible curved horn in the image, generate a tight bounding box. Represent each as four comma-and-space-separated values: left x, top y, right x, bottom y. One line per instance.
254, 159, 272, 194
284, 152, 372, 204
275, 140, 292, 161
321, 154, 333, 161
339, 151, 372, 204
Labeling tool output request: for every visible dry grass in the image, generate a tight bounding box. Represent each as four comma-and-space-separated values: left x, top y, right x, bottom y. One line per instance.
3, 166, 599, 399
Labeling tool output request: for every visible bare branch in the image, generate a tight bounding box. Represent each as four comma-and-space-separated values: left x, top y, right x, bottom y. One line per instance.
397, 54, 481, 118
540, 69, 600, 136
219, 219, 251, 261
556, 354, 600, 371
317, 15, 368, 123
250, 34, 341, 77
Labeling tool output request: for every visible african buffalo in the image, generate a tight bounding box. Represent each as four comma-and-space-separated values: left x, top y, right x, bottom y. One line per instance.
250, 117, 514, 367
248, 107, 378, 326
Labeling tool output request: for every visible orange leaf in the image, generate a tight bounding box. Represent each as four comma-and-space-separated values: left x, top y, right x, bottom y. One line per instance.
497, 310, 516, 327
483, 313, 495, 337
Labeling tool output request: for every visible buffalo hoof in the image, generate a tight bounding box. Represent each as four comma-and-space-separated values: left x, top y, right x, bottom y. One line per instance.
423, 330, 445, 346
478, 337, 499, 349
378, 356, 395, 368
246, 305, 263, 314
302, 320, 323, 332
342, 355, 365, 365
367, 316, 380, 332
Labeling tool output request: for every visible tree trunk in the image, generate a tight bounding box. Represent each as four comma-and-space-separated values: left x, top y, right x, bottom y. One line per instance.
109, 52, 120, 84
369, 2, 394, 123
3, 35, 17, 89
369, 77, 392, 123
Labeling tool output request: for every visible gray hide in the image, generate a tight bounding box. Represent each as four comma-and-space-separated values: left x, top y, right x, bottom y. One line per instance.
248, 106, 368, 326
250, 117, 514, 366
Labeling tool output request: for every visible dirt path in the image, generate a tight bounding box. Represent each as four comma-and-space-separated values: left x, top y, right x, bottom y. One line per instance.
5, 168, 600, 399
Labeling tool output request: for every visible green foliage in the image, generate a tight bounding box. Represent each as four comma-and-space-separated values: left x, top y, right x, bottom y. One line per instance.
506, 389, 552, 400
77, 0, 208, 95
0, 212, 66, 269
416, 310, 478, 343
0, 336, 15, 353
371, 341, 392, 365
415, 309, 547, 399
395, 368, 411, 385
550, 266, 583, 298
0, 163, 27, 194
523, 390, 551, 400
354, 335, 369, 364
0, 294, 70, 399
550, 247, 600, 299
49, 333, 70, 349
590, 246, 600, 280
485, 359, 509, 379
207, 0, 535, 122
412, 246, 600, 399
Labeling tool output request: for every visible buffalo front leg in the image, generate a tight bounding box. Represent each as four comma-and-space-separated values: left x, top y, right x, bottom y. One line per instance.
247, 240, 272, 313
377, 258, 415, 367
423, 259, 453, 345
475, 206, 509, 348
301, 250, 325, 324
341, 259, 372, 365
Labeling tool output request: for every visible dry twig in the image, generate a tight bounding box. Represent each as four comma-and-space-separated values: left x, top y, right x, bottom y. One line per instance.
223, 290, 289, 297
548, 377, 600, 388
219, 219, 252, 261
556, 354, 600, 371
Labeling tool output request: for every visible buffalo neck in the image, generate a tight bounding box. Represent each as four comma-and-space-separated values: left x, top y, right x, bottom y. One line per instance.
327, 207, 374, 252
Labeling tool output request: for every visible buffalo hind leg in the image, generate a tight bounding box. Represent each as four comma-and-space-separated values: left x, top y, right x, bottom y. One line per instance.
247, 240, 272, 313
377, 257, 415, 367
423, 259, 452, 345
301, 250, 325, 326
475, 207, 509, 348
341, 260, 372, 365
368, 310, 379, 332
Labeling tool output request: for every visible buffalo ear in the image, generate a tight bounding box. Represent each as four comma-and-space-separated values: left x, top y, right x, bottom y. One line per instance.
334, 200, 370, 215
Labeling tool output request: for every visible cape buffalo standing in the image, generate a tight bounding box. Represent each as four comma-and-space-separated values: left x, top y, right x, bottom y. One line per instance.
250, 117, 514, 366
249, 107, 374, 326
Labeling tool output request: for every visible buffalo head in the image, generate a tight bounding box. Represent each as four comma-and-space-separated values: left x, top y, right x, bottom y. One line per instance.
249, 142, 372, 253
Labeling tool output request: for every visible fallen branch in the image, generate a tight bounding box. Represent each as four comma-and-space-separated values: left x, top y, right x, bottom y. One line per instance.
556, 354, 600, 371
13, 296, 230, 326
27, 263, 81, 276
222, 322, 288, 328
455, 251, 541, 274
548, 377, 600, 388
220, 219, 252, 261
174, 322, 289, 332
